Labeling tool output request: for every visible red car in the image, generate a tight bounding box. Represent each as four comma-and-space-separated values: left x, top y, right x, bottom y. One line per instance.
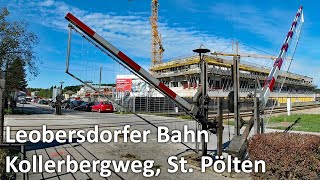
91, 101, 113, 113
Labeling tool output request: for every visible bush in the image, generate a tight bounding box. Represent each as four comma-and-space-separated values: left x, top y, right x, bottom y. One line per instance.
248, 132, 320, 180
0, 148, 9, 179
0, 147, 21, 179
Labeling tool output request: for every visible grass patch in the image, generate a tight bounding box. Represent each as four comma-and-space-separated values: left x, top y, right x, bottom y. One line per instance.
223, 119, 234, 126
4, 108, 12, 115
223, 114, 320, 132
269, 114, 320, 132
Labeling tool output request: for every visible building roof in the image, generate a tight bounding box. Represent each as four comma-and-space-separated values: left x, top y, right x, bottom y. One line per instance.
150, 55, 312, 81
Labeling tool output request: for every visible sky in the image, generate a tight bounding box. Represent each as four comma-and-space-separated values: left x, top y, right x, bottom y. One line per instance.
1, 0, 319, 88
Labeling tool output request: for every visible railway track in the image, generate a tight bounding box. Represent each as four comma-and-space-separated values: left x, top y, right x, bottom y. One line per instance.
209, 103, 320, 120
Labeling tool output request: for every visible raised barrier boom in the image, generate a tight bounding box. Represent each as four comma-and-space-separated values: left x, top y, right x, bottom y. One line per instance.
260, 6, 304, 106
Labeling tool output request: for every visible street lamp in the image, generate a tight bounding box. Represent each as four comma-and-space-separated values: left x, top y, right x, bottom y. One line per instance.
193, 46, 210, 156
59, 81, 64, 90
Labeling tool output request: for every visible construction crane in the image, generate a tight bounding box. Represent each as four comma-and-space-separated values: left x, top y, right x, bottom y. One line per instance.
212, 51, 278, 60
211, 42, 290, 60
150, 0, 164, 67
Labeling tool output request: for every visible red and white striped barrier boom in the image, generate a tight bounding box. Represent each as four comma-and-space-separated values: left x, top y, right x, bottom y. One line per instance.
65, 13, 198, 115
260, 6, 303, 106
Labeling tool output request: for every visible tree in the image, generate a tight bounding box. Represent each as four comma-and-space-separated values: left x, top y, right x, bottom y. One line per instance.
0, 7, 39, 104
27, 87, 52, 98
64, 85, 82, 93
6, 57, 28, 91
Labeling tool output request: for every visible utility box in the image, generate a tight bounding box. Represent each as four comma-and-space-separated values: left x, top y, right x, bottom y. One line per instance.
52, 87, 61, 102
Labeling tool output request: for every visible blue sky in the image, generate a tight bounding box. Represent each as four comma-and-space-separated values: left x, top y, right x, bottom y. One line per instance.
1, 0, 319, 88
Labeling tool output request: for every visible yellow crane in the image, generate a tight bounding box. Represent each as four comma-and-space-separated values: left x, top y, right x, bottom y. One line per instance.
150, 0, 164, 67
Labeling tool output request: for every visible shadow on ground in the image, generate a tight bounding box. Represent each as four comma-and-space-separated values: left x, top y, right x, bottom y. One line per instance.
24, 138, 79, 151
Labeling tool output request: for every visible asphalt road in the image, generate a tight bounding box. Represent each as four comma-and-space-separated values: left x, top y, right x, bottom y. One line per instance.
5, 103, 243, 180
5, 103, 320, 180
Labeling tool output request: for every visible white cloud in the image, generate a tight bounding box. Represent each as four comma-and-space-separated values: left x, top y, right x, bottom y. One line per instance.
8, 0, 235, 62
39, 0, 54, 7
209, 3, 297, 45
8, 0, 318, 86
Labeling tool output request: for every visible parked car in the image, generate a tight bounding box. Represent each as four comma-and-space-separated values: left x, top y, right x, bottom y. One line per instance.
91, 101, 113, 113
38, 99, 48, 105
61, 100, 70, 109
25, 97, 32, 102
70, 100, 84, 109
19, 99, 27, 104
74, 102, 94, 111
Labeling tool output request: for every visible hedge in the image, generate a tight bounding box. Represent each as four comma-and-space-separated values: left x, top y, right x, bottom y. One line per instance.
248, 132, 320, 179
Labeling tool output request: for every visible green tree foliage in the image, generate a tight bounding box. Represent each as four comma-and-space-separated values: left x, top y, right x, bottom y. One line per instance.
63, 85, 81, 93
0, 7, 39, 94
28, 87, 52, 98
6, 57, 27, 91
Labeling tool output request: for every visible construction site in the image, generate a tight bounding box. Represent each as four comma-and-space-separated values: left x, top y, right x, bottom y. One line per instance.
1, 1, 320, 180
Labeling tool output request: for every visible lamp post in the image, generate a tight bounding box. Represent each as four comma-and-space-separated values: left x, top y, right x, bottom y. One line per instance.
193, 46, 210, 156
59, 81, 64, 90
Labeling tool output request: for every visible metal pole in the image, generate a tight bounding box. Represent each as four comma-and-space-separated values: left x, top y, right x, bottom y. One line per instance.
261, 111, 265, 133
253, 97, 260, 134
0, 78, 5, 143
59, 81, 64, 90
193, 47, 210, 156
99, 65, 102, 101
233, 55, 240, 136
217, 97, 223, 156
195, 121, 199, 153
201, 53, 208, 156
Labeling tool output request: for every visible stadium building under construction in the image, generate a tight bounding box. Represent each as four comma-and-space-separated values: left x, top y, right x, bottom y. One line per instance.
150, 55, 316, 105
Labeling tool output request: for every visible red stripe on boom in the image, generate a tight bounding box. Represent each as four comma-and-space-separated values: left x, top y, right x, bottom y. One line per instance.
118, 51, 141, 72
274, 58, 283, 69
268, 77, 276, 91
292, 21, 297, 27
65, 13, 95, 37
159, 83, 177, 99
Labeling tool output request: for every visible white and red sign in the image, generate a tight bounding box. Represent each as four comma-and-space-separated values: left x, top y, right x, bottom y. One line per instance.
116, 78, 132, 92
